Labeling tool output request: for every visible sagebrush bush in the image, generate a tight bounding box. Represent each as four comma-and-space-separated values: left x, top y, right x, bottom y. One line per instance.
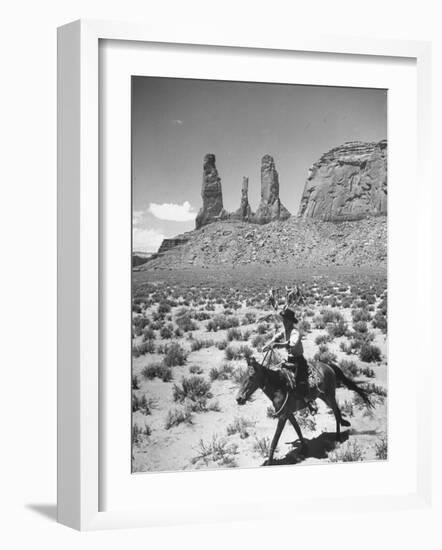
175, 313, 197, 332
160, 325, 174, 339
253, 436, 271, 457
327, 318, 348, 338
192, 435, 238, 467
164, 405, 193, 429
141, 363, 173, 382
227, 327, 242, 341
329, 440, 364, 462
359, 343, 381, 363
339, 359, 360, 377
226, 417, 254, 439
210, 363, 234, 381
375, 435, 388, 459
173, 375, 212, 405
315, 334, 332, 345
163, 342, 188, 367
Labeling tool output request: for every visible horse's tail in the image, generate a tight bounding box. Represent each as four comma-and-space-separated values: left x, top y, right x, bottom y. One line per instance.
328, 362, 374, 409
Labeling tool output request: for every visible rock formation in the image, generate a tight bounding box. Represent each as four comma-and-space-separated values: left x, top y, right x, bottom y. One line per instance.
231, 177, 253, 221
195, 154, 228, 229
254, 155, 291, 224
298, 140, 387, 222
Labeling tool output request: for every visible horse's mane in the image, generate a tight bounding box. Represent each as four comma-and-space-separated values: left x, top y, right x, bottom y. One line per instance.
262, 366, 292, 391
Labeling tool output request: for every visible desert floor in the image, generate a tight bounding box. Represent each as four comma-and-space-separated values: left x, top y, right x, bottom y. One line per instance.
131, 265, 387, 473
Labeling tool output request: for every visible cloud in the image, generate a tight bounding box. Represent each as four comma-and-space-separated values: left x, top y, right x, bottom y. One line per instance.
132, 210, 144, 226
133, 227, 164, 253
148, 201, 196, 222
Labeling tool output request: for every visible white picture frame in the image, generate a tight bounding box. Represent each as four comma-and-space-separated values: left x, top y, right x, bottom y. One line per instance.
57, 19, 432, 531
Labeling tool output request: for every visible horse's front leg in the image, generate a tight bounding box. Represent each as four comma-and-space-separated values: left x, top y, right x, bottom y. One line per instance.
287, 413, 307, 452
265, 416, 287, 466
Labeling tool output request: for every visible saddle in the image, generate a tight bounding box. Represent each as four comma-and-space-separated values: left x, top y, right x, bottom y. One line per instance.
280, 359, 321, 399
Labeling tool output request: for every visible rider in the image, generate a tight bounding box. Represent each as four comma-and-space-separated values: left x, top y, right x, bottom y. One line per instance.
263, 306, 309, 401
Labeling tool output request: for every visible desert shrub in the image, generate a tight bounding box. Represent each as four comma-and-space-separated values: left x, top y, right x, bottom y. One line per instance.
207, 314, 240, 332
132, 340, 155, 357
372, 311, 387, 332
173, 376, 212, 407
353, 320, 368, 333
224, 344, 252, 361
160, 325, 174, 339
327, 319, 348, 338
242, 312, 257, 325
132, 316, 151, 336
241, 329, 252, 341
352, 308, 372, 323
252, 334, 267, 351
164, 405, 193, 429
313, 315, 326, 330
315, 334, 332, 345
359, 343, 381, 363
216, 339, 228, 350
257, 322, 269, 334
174, 327, 184, 337
142, 327, 156, 341
227, 327, 242, 341
231, 366, 246, 385
296, 409, 316, 432
194, 311, 211, 321
189, 365, 203, 375
321, 309, 344, 324
314, 346, 338, 364
226, 417, 255, 439
299, 319, 311, 333
339, 359, 360, 377
191, 435, 238, 467
141, 363, 173, 382
339, 341, 352, 354
360, 366, 375, 378
340, 400, 355, 417
157, 301, 171, 314
375, 435, 388, 459
210, 363, 234, 381
329, 440, 364, 462
363, 383, 387, 397
253, 436, 271, 457
190, 339, 203, 351
132, 423, 151, 445
163, 342, 188, 367
132, 375, 139, 390
131, 394, 155, 415
175, 313, 197, 332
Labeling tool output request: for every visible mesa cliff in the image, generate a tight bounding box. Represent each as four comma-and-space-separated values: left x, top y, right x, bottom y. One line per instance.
298, 140, 387, 222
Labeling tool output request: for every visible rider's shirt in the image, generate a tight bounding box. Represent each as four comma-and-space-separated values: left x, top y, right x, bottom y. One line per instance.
272, 327, 304, 357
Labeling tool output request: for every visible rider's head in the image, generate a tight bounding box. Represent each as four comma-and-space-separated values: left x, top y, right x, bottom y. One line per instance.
280, 307, 298, 329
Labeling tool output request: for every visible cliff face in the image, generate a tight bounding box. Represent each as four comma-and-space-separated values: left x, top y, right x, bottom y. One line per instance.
298, 140, 387, 222
254, 155, 291, 224
195, 154, 228, 229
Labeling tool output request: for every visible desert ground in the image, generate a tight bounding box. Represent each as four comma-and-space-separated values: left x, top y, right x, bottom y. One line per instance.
131, 265, 387, 473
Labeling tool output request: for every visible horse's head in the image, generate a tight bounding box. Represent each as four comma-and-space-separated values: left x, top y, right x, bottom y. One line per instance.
236, 356, 265, 406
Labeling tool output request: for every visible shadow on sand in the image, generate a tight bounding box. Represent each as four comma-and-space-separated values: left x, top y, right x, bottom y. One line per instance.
266, 430, 350, 466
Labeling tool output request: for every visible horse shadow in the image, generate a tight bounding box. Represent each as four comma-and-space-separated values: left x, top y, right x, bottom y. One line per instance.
266, 430, 350, 466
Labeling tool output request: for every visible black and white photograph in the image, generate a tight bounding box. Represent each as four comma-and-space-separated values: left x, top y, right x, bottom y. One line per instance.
131, 76, 388, 473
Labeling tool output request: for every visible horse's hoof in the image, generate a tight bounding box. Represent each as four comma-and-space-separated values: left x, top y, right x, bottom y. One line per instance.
263, 459, 273, 466
340, 418, 351, 427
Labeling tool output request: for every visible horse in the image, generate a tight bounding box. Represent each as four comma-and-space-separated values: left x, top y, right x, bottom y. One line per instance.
236, 355, 373, 465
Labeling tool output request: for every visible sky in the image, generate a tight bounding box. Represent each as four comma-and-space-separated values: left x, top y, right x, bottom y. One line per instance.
132, 77, 387, 252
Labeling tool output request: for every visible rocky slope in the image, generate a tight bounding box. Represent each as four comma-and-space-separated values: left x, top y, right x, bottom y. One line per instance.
136, 216, 386, 270
298, 140, 387, 222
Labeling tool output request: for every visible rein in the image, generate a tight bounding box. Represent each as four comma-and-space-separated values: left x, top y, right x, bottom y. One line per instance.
273, 391, 289, 417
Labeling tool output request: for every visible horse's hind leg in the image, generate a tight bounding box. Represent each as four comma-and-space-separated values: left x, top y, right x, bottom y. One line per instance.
266, 416, 287, 465
323, 394, 345, 441
287, 413, 307, 451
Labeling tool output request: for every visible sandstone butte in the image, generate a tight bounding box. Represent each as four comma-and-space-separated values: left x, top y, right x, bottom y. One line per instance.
138, 140, 388, 269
